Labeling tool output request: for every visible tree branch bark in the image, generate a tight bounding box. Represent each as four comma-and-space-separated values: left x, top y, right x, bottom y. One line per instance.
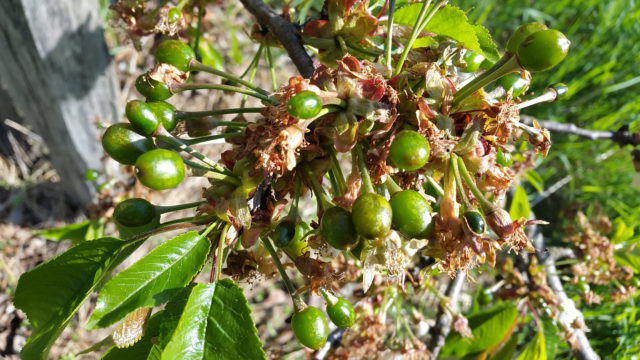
521, 115, 640, 146
239, 0, 315, 78
427, 271, 465, 358
531, 230, 600, 360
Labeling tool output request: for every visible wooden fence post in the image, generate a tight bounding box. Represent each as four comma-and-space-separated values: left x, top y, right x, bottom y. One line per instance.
0, 0, 120, 207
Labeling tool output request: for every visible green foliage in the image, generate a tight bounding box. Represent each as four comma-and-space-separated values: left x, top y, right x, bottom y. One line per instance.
88, 231, 211, 329
34, 220, 104, 244
162, 280, 266, 360
442, 302, 518, 356
394, 4, 488, 56
517, 330, 546, 360
14, 238, 125, 359
509, 185, 531, 220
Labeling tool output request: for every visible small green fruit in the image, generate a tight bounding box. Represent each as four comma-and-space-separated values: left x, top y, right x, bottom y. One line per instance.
291, 306, 328, 350
352, 193, 392, 240
114, 198, 157, 227
134, 149, 185, 190
517, 29, 570, 72
155, 40, 196, 72
102, 123, 155, 165
506, 22, 548, 54
287, 91, 323, 119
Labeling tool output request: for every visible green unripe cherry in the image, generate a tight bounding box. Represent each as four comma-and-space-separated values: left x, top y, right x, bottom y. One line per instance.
155, 40, 196, 72
517, 29, 570, 72
496, 73, 530, 98
506, 22, 548, 54
550, 83, 569, 99
147, 101, 177, 132
84, 169, 100, 181
272, 220, 296, 248
325, 296, 356, 328
135, 73, 172, 101
320, 207, 359, 250
287, 90, 323, 119
478, 288, 493, 305
102, 123, 155, 165
126, 100, 159, 136
291, 306, 328, 350
167, 7, 182, 24
389, 190, 433, 239
495, 148, 513, 167
286, 222, 311, 257
352, 193, 392, 240
463, 210, 485, 235
114, 198, 157, 227
388, 130, 430, 171
134, 149, 185, 190
327, 298, 356, 328
461, 51, 485, 73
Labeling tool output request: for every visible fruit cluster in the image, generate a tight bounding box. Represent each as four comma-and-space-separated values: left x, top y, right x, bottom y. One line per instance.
103, 17, 570, 349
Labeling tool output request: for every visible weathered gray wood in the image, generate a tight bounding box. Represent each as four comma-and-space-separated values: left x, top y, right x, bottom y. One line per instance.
0, 0, 120, 207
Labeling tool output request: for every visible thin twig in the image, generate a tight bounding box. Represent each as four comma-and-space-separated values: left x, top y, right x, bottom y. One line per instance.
239, 0, 315, 78
427, 271, 464, 358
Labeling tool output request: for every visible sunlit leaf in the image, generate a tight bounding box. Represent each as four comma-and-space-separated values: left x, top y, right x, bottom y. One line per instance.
14, 238, 125, 359
88, 231, 211, 329
161, 280, 266, 360
517, 330, 546, 360
510, 186, 531, 220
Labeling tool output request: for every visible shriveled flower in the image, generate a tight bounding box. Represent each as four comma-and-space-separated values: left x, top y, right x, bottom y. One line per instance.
148, 62, 188, 87
485, 207, 540, 252
452, 314, 473, 338
483, 100, 520, 145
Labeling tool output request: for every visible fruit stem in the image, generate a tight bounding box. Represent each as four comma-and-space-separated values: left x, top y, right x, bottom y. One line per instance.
453, 55, 521, 107
319, 288, 339, 307
161, 214, 217, 228
516, 87, 559, 109
265, 46, 279, 91
385, 176, 402, 195
182, 133, 242, 146
155, 131, 235, 177
175, 107, 262, 120
328, 147, 347, 197
384, 0, 396, 73
262, 236, 299, 299
288, 177, 303, 221
155, 200, 207, 214
425, 175, 444, 197
354, 144, 374, 194
189, 60, 270, 96
181, 158, 239, 184
450, 154, 473, 210
301, 162, 334, 212
393, 1, 447, 76
213, 222, 231, 282
172, 82, 278, 105
455, 156, 495, 213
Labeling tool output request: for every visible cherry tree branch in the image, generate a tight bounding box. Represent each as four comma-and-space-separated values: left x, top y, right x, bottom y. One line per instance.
521, 115, 640, 146
427, 271, 465, 358
239, 0, 315, 78
531, 231, 600, 360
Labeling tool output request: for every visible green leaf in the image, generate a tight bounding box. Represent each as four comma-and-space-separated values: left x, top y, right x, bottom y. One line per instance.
198, 38, 224, 71
147, 345, 162, 360
510, 186, 531, 220
517, 330, 546, 360
34, 221, 91, 243
489, 334, 518, 360
115, 215, 160, 240
615, 246, 640, 273
524, 171, 544, 194
14, 238, 125, 360
162, 280, 266, 360
472, 24, 500, 62
394, 4, 482, 54
442, 302, 518, 356
412, 36, 437, 49
101, 310, 164, 360
541, 317, 560, 360
88, 231, 211, 329
158, 284, 197, 348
